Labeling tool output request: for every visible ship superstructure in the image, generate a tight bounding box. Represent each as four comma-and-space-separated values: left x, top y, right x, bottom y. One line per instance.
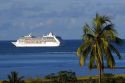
12, 32, 60, 47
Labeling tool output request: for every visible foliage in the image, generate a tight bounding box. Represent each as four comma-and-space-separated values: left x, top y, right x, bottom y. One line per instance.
45, 70, 77, 83
77, 13, 122, 70
77, 13, 123, 83
2, 71, 25, 83
2, 71, 125, 83
114, 76, 125, 83
77, 76, 125, 83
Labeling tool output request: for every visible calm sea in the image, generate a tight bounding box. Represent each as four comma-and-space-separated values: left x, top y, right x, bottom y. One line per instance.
0, 40, 125, 80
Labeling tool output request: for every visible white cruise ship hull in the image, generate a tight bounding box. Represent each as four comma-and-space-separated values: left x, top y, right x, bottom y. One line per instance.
12, 32, 61, 47
12, 42, 60, 47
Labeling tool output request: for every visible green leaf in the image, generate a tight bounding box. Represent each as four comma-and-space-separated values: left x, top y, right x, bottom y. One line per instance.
110, 44, 122, 59
105, 48, 115, 68
89, 50, 95, 70
78, 46, 91, 67
80, 55, 84, 66
78, 13, 122, 71
115, 37, 123, 45
76, 44, 85, 57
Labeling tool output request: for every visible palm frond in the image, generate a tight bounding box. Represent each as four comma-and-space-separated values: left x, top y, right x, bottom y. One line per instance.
77, 44, 88, 57
92, 44, 101, 70
101, 38, 108, 49
105, 48, 115, 68
114, 37, 123, 45
19, 76, 24, 81
8, 75, 11, 81
83, 33, 95, 41
89, 50, 95, 70
77, 39, 92, 57
79, 55, 84, 66
6, 71, 24, 83
83, 23, 94, 34
110, 44, 122, 59
102, 15, 111, 23
96, 41, 105, 70
99, 24, 117, 36
79, 46, 91, 66
94, 14, 110, 30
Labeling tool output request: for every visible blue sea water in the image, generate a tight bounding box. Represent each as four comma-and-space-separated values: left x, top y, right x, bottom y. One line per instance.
0, 40, 125, 80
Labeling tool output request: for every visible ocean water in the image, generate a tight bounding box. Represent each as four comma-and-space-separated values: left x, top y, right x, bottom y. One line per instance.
0, 40, 125, 80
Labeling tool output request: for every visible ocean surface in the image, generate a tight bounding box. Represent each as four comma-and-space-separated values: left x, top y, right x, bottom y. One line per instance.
0, 40, 125, 80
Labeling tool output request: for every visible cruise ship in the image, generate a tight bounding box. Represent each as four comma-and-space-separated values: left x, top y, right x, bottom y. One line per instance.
12, 32, 61, 47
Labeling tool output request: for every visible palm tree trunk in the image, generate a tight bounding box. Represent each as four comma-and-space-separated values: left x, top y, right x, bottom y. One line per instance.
99, 68, 101, 83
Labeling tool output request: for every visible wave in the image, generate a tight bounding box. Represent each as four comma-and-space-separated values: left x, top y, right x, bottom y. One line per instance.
0, 51, 76, 55
0, 59, 78, 63
45, 52, 76, 54
0, 60, 78, 68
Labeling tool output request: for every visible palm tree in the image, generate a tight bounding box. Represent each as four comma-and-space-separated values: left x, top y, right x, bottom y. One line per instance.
77, 14, 122, 83
3, 71, 25, 83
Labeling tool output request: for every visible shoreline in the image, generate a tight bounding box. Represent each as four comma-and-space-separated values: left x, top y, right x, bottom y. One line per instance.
0, 73, 125, 83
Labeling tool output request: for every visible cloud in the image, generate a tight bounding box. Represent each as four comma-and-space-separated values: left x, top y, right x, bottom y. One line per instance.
46, 19, 55, 25
0, 0, 125, 39
70, 18, 77, 24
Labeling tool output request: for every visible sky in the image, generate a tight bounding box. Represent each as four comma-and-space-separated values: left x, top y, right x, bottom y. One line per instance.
0, 0, 125, 40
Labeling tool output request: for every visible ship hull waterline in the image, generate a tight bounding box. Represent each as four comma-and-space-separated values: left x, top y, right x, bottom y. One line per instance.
12, 42, 60, 47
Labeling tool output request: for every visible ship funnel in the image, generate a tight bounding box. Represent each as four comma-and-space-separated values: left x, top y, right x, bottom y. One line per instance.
48, 32, 53, 36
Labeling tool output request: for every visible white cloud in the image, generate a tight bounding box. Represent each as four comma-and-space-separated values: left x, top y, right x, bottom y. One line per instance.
70, 18, 77, 25
46, 19, 55, 25
0, 0, 125, 39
